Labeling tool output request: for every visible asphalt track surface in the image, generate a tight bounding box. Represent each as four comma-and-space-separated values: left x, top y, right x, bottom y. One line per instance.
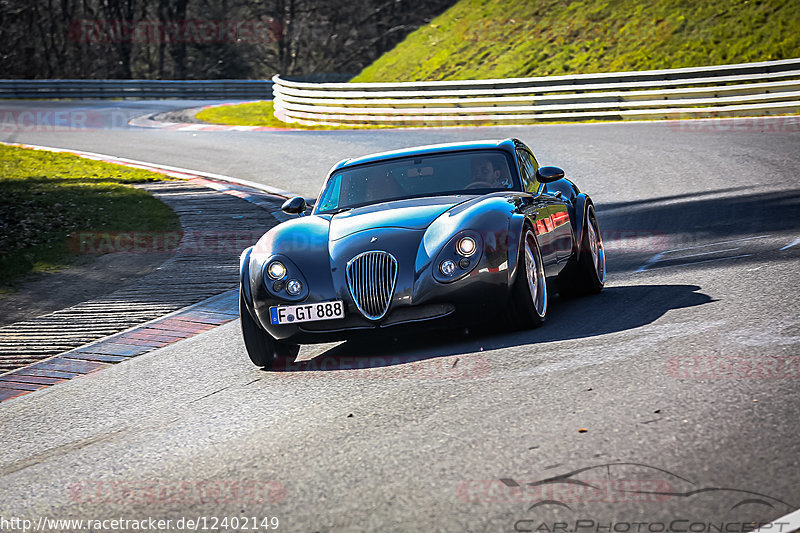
1, 100, 799, 531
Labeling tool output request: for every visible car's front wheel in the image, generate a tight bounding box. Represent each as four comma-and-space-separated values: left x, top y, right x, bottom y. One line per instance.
239, 291, 300, 369
508, 227, 548, 329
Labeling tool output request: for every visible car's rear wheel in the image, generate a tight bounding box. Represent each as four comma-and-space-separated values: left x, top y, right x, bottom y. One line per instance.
559, 204, 605, 297
508, 227, 547, 329
239, 291, 300, 369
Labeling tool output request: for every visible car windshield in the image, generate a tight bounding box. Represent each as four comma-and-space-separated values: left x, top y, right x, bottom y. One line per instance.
315, 150, 517, 214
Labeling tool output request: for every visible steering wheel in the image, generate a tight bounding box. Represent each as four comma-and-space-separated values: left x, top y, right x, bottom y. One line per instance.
465, 181, 495, 190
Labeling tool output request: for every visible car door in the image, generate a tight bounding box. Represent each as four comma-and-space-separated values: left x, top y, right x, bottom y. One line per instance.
516, 149, 556, 274
517, 149, 573, 268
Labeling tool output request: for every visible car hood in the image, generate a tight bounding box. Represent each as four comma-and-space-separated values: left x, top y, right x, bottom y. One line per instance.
327, 195, 470, 241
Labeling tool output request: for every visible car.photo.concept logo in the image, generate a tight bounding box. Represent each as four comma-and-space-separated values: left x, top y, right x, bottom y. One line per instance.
459, 463, 796, 532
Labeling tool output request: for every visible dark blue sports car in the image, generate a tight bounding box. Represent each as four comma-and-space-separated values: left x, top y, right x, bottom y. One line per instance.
239, 138, 605, 368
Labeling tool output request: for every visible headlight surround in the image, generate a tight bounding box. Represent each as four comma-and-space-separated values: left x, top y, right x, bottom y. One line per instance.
261, 255, 308, 301
456, 236, 477, 257
267, 260, 287, 280
432, 230, 483, 283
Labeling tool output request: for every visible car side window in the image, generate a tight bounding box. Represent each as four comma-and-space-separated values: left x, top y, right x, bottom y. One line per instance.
516, 150, 541, 194
516, 151, 531, 190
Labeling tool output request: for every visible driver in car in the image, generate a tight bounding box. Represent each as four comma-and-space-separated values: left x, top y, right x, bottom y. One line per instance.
363, 171, 405, 203
470, 156, 511, 188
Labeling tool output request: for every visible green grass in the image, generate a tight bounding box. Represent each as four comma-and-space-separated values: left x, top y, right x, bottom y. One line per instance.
0, 145, 180, 287
196, 101, 296, 128
353, 0, 800, 82
195, 101, 369, 130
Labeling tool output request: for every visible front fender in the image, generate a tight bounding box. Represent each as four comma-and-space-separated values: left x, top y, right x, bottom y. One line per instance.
417, 195, 519, 278
250, 214, 335, 301
239, 246, 256, 318
506, 212, 526, 286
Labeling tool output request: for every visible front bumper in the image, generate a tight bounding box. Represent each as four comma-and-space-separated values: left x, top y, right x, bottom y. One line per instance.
249, 267, 511, 344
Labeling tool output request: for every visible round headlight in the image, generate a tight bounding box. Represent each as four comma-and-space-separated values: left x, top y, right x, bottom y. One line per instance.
456, 236, 477, 257
286, 279, 303, 295
267, 261, 287, 280
439, 259, 457, 276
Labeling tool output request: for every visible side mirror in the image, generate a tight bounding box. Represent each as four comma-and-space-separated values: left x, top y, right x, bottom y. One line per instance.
281, 196, 307, 216
536, 166, 565, 183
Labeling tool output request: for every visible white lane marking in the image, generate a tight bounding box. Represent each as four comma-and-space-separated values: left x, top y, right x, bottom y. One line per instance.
780, 237, 800, 250
669, 247, 740, 260
635, 251, 666, 272
662, 234, 772, 254
644, 254, 752, 271
636, 235, 771, 272
751, 507, 800, 533
728, 320, 800, 347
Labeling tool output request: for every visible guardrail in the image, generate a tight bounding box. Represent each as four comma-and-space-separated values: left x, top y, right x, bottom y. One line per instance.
0, 79, 273, 99
272, 58, 800, 125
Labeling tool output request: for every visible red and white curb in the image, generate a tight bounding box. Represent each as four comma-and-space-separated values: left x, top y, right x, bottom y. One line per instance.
0, 142, 301, 402
0, 291, 238, 402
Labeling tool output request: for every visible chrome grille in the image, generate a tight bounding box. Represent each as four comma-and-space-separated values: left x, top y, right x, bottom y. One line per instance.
346, 251, 398, 320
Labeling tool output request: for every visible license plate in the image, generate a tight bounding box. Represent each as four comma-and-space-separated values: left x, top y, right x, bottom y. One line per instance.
269, 300, 345, 325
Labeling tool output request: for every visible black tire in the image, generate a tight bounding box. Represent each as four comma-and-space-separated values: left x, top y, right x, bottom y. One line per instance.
507, 227, 548, 329
239, 291, 300, 369
558, 204, 605, 297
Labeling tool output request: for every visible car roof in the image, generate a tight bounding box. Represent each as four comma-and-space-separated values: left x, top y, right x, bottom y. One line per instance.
332, 138, 523, 172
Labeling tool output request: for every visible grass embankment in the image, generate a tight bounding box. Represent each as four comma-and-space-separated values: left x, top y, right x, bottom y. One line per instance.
196, 0, 800, 128
0, 145, 180, 287
354, 0, 800, 81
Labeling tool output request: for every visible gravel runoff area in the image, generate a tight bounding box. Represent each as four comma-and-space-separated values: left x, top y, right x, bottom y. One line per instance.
0, 174, 286, 388
150, 106, 210, 124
